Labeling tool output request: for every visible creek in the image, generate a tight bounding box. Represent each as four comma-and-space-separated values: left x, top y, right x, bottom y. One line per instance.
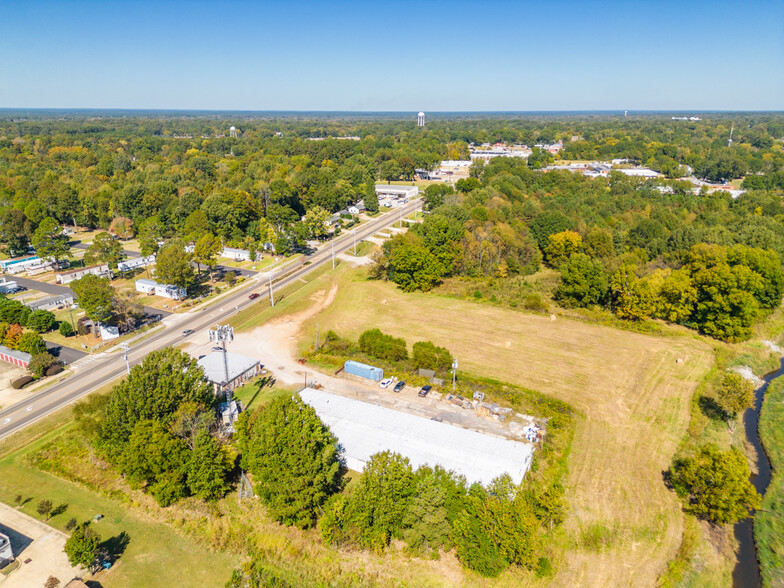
732, 358, 784, 588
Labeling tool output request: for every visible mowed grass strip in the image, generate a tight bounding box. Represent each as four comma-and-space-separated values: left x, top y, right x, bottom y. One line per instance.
0, 403, 238, 587
304, 270, 714, 587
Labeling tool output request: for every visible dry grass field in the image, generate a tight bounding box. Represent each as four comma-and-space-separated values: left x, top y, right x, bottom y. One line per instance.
301, 270, 715, 587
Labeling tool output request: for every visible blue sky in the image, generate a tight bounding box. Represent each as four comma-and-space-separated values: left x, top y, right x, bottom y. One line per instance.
1, 0, 782, 111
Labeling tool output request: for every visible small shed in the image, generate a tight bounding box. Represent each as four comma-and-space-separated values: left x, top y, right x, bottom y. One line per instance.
0, 345, 31, 368
344, 360, 384, 382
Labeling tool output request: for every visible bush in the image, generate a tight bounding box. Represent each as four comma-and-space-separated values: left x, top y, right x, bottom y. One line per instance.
412, 341, 453, 372
11, 376, 33, 389
26, 309, 56, 333
76, 317, 91, 336
59, 321, 75, 337
28, 352, 59, 378
46, 364, 63, 377
358, 328, 408, 361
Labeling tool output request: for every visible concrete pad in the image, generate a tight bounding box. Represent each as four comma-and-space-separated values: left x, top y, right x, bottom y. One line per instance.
0, 503, 82, 587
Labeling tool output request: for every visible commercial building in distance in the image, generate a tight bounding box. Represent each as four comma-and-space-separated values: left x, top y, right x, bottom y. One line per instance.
300, 387, 535, 486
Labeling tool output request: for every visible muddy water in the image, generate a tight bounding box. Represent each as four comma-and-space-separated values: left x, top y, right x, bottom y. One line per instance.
732, 358, 784, 588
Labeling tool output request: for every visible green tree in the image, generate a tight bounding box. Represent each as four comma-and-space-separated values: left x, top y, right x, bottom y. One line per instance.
412, 340, 453, 371
84, 232, 124, 268
31, 217, 70, 263
0, 208, 32, 257
544, 230, 582, 268
379, 160, 402, 183
28, 352, 58, 378
37, 498, 53, 519
669, 445, 761, 524
59, 320, 75, 337
402, 472, 454, 556
554, 253, 608, 308
193, 232, 221, 280
302, 206, 329, 239
137, 216, 164, 258
387, 241, 445, 292
363, 182, 379, 213
238, 396, 342, 529
346, 451, 415, 552
610, 264, 654, 320
155, 239, 196, 290
26, 309, 56, 333
17, 332, 47, 354
118, 419, 190, 506
70, 274, 115, 323
64, 524, 100, 570
97, 348, 213, 461
183, 210, 210, 243
655, 268, 696, 323
715, 372, 755, 421
187, 432, 232, 501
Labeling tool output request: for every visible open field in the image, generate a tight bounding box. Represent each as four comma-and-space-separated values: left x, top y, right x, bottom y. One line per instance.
297, 269, 714, 587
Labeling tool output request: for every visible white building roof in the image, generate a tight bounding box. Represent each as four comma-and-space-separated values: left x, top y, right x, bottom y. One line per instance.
197, 352, 260, 385
375, 184, 418, 196
299, 387, 534, 486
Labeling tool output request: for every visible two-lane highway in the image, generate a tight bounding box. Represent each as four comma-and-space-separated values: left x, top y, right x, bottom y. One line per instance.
0, 200, 421, 439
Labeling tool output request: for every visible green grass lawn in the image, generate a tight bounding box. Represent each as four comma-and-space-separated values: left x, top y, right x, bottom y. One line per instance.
232, 376, 293, 411
756, 376, 784, 587
0, 407, 238, 588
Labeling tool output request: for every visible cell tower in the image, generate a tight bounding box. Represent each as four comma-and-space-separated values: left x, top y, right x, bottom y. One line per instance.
229, 126, 237, 138
417, 112, 425, 127
208, 324, 235, 398
728, 122, 734, 147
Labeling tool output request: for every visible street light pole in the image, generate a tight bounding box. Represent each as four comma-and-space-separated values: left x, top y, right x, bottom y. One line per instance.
331, 233, 335, 269
121, 342, 130, 375
353, 229, 357, 256
268, 273, 274, 307
452, 357, 458, 392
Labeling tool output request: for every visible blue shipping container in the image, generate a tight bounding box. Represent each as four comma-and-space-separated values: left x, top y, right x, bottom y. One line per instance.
344, 360, 384, 382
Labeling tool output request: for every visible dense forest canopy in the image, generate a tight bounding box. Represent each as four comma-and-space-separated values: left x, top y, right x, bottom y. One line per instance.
1, 111, 783, 341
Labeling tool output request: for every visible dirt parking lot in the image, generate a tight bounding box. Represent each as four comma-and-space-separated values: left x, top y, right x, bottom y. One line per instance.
0, 503, 81, 587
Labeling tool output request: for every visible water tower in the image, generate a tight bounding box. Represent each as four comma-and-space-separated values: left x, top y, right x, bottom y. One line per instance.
229, 126, 237, 138
417, 112, 425, 127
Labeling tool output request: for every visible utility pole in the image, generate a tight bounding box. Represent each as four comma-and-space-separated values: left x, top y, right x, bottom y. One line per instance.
268, 273, 274, 307
121, 342, 131, 375
331, 233, 335, 269
353, 229, 357, 256
452, 357, 458, 392
315, 323, 320, 351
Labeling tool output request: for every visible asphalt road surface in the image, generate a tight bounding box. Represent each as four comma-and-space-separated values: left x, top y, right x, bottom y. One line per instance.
0, 201, 420, 439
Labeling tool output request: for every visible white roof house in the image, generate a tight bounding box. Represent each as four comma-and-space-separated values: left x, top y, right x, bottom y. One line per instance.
197, 351, 261, 391
300, 388, 534, 486
117, 255, 155, 272
135, 278, 186, 300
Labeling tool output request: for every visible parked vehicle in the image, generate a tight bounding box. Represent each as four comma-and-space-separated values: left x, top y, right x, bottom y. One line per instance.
249, 293, 260, 300
182, 329, 194, 336
379, 378, 393, 389
418, 385, 432, 397
393, 381, 405, 393
212, 346, 224, 352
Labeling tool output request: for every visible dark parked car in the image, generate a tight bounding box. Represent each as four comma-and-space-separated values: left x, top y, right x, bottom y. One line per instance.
182, 329, 194, 336
249, 293, 260, 300
393, 381, 405, 393
212, 346, 224, 352
418, 385, 432, 398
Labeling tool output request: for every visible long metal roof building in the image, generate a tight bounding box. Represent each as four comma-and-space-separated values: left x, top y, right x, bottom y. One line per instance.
299, 387, 534, 486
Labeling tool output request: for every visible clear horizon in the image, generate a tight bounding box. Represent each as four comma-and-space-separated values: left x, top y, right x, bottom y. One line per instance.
2, 0, 783, 111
